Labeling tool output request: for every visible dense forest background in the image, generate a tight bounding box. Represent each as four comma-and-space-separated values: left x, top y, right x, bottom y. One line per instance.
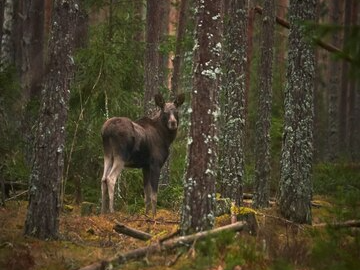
0, 0, 360, 269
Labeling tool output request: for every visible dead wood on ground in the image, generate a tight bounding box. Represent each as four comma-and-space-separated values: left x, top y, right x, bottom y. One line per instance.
113, 221, 152, 241
78, 221, 247, 270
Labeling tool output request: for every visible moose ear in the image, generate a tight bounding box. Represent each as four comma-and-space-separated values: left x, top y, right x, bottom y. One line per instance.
174, 93, 185, 107
154, 93, 165, 109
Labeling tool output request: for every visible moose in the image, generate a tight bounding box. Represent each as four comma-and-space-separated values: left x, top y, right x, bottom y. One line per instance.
100, 93, 185, 216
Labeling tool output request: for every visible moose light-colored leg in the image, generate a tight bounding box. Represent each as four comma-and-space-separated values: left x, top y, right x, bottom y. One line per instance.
144, 180, 152, 215
106, 157, 124, 213
101, 155, 112, 213
150, 191, 158, 217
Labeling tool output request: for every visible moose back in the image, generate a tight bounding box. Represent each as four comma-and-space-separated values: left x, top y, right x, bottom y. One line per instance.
100, 93, 185, 216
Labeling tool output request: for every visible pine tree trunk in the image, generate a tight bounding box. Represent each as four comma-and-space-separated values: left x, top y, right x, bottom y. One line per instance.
0, 0, 14, 70
171, 0, 188, 95
24, 0, 78, 239
339, 0, 351, 157
348, 0, 358, 161
0, 1, 5, 55
219, 0, 248, 206
326, 0, 341, 161
181, 0, 222, 234
253, 0, 275, 209
278, 0, 316, 224
144, 0, 162, 114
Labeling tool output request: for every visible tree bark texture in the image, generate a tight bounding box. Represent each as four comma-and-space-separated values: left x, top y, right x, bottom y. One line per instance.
219, 0, 248, 206
158, 0, 170, 90
326, 0, 341, 161
0, 1, 4, 54
0, 0, 14, 70
348, 0, 358, 161
253, 0, 275, 209
171, 0, 188, 95
181, 0, 222, 233
339, 0, 351, 156
278, 0, 316, 224
144, 0, 162, 115
24, 0, 78, 239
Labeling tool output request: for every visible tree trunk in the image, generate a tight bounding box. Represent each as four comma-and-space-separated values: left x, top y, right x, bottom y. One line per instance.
0, 0, 14, 70
326, 0, 341, 161
219, 0, 248, 206
339, 0, 352, 157
245, 1, 254, 117
144, 0, 162, 115
348, 0, 358, 161
253, 0, 275, 209
24, 0, 78, 239
181, 0, 222, 234
171, 0, 189, 95
0, 0, 5, 54
278, 0, 316, 224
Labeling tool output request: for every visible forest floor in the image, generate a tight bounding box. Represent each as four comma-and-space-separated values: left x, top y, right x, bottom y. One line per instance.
0, 195, 358, 270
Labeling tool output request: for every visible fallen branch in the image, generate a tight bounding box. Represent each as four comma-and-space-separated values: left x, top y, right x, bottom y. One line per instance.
5, 190, 28, 202
78, 221, 247, 270
313, 220, 360, 229
113, 222, 152, 241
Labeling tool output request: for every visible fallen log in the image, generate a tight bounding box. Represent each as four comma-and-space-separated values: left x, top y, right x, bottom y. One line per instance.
113, 222, 152, 241
313, 220, 360, 229
78, 221, 247, 270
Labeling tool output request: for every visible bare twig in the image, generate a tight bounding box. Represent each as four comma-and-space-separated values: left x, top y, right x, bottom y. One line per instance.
5, 190, 29, 202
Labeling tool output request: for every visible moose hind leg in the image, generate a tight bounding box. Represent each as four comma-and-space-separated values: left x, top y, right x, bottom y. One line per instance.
107, 157, 124, 213
150, 190, 158, 217
144, 179, 152, 216
101, 155, 112, 214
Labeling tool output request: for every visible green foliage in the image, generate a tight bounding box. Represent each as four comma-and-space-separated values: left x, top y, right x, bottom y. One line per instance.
181, 232, 266, 270
0, 66, 29, 183
311, 163, 360, 270
313, 163, 360, 196
65, 0, 144, 205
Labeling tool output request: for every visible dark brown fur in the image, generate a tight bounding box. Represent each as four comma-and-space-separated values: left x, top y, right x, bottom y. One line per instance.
101, 93, 185, 215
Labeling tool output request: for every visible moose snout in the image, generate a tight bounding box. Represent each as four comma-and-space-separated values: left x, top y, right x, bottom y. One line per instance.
168, 115, 178, 130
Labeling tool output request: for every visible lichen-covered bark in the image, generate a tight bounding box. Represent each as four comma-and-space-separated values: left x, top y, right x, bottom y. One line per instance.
219, 0, 248, 206
0, 0, 14, 69
253, 0, 275, 209
278, 0, 316, 224
181, 0, 222, 233
24, 0, 78, 239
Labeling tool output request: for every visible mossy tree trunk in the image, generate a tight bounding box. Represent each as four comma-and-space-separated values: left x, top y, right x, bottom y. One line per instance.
181, 0, 222, 234
219, 0, 248, 206
253, 0, 275, 209
24, 0, 78, 239
278, 0, 316, 224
